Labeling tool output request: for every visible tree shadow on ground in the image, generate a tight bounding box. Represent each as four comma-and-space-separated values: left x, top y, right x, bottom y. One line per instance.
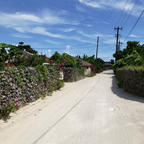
111, 73, 144, 103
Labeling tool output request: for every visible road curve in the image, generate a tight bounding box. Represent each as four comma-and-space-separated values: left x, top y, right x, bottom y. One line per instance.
1, 70, 144, 144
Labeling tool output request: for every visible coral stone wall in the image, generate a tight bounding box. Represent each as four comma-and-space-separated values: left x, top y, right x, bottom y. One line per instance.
63, 67, 84, 82
116, 68, 144, 96
0, 66, 60, 119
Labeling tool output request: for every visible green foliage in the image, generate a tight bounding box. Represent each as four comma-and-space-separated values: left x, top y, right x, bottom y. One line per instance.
0, 63, 4, 71
16, 76, 24, 87
0, 47, 8, 62
36, 65, 49, 85
0, 42, 38, 68
62, 53, 77, 67
0, 47, 8, 70
82, 55, 95, 65
113, 50, 124, 61
78, 67, 84, 75
113, 41, 144, 71
82, 55, 104, 72
50, 52, 63, 63
117, 65, 144, 71
113, 59, 126, 71
57, 80, 64, 90
50, 52, 77, 67
13, 54, 46, 67
95, 58, 105, 70
110, 59, 114, 64
0, 100, 21, 120
19, 45, 37, 54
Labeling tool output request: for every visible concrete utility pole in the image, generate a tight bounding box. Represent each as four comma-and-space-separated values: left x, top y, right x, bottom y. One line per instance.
96, 36, 99, 60
114, 27, 122, 52
118, 41, 123, 51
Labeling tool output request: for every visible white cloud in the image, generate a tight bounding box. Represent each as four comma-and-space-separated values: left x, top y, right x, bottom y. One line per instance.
30, 27, 64, 38
0, 11, 98, 44
77, 30, 114, 40
59, 28, 75, 32
86, 24, 92, 27
45, 39, 60, 45
77, 30, 103, 39
65, 45, 70, 54
47, 49, 51, 57
12, 33, 32, 38
0, 11, 71, 26
29, 27, 94, 43
0, 10, 79, 33
78, 0, 143, 16
103, 39, 115, 44
129, 34, 139, 38
79, 0, 101, 8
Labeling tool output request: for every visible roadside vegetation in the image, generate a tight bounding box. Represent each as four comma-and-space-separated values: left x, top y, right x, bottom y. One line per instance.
113, 41, 144, 72
113, 41, 144, 96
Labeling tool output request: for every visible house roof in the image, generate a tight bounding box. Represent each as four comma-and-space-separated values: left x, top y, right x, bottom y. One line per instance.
81, 60, 92, 67
105, 62, 112, 66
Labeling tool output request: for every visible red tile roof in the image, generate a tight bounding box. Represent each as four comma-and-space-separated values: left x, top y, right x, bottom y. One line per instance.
81, 60, 92, 67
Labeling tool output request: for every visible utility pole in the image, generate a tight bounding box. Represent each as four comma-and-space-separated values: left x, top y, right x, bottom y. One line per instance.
96, 36, 99, 60
114, 27, 122, 52
118, 41, 123, 51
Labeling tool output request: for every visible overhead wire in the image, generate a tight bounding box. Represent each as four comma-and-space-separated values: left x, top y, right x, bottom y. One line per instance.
121, 0, 135, 27
124, 9, 144, 41
115, 0, 130, 27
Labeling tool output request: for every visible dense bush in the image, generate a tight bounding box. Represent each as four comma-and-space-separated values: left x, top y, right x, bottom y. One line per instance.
113, 41, 144, 71
0, 42, 40, 70
62, 53, 77, 67
50, 52, 77, 67
13, 55, 46, 67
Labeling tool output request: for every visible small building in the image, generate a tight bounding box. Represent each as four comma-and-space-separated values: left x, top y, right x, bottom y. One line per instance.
104, 62, 112, 69
81, 60, 92, 76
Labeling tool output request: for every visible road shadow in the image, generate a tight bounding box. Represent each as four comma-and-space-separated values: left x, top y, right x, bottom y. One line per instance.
112, 75, 144, 103
109, 72, 144, 103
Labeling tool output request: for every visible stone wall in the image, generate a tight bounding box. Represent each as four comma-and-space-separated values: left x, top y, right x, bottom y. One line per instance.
0, 66, 61, 119
116, 68, 144, 96
63, 67, 84, 82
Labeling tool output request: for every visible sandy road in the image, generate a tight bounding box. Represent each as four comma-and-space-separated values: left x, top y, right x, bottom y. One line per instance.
1, 70, 144, 144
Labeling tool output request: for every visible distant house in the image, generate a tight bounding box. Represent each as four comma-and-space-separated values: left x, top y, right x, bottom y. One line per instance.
81, 60, 92, 76
104, 62, 112, 69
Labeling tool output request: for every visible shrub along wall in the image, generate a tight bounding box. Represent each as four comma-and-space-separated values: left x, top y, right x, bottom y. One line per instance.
0, 66, 63, 119
116, 67, 144, 96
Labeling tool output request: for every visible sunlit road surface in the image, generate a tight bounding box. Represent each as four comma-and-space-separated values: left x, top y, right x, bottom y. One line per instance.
1, 70, 144, 144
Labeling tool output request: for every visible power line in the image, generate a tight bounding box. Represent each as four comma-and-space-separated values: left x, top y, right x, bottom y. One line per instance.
115, 0, 130, 26
121, 0, 135, 26
125, 9, 144, 41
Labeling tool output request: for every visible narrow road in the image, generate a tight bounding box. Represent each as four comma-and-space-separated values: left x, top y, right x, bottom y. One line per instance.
1, 70, 144, 144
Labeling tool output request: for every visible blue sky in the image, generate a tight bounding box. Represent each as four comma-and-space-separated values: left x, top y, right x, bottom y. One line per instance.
0, 0, 144, 60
